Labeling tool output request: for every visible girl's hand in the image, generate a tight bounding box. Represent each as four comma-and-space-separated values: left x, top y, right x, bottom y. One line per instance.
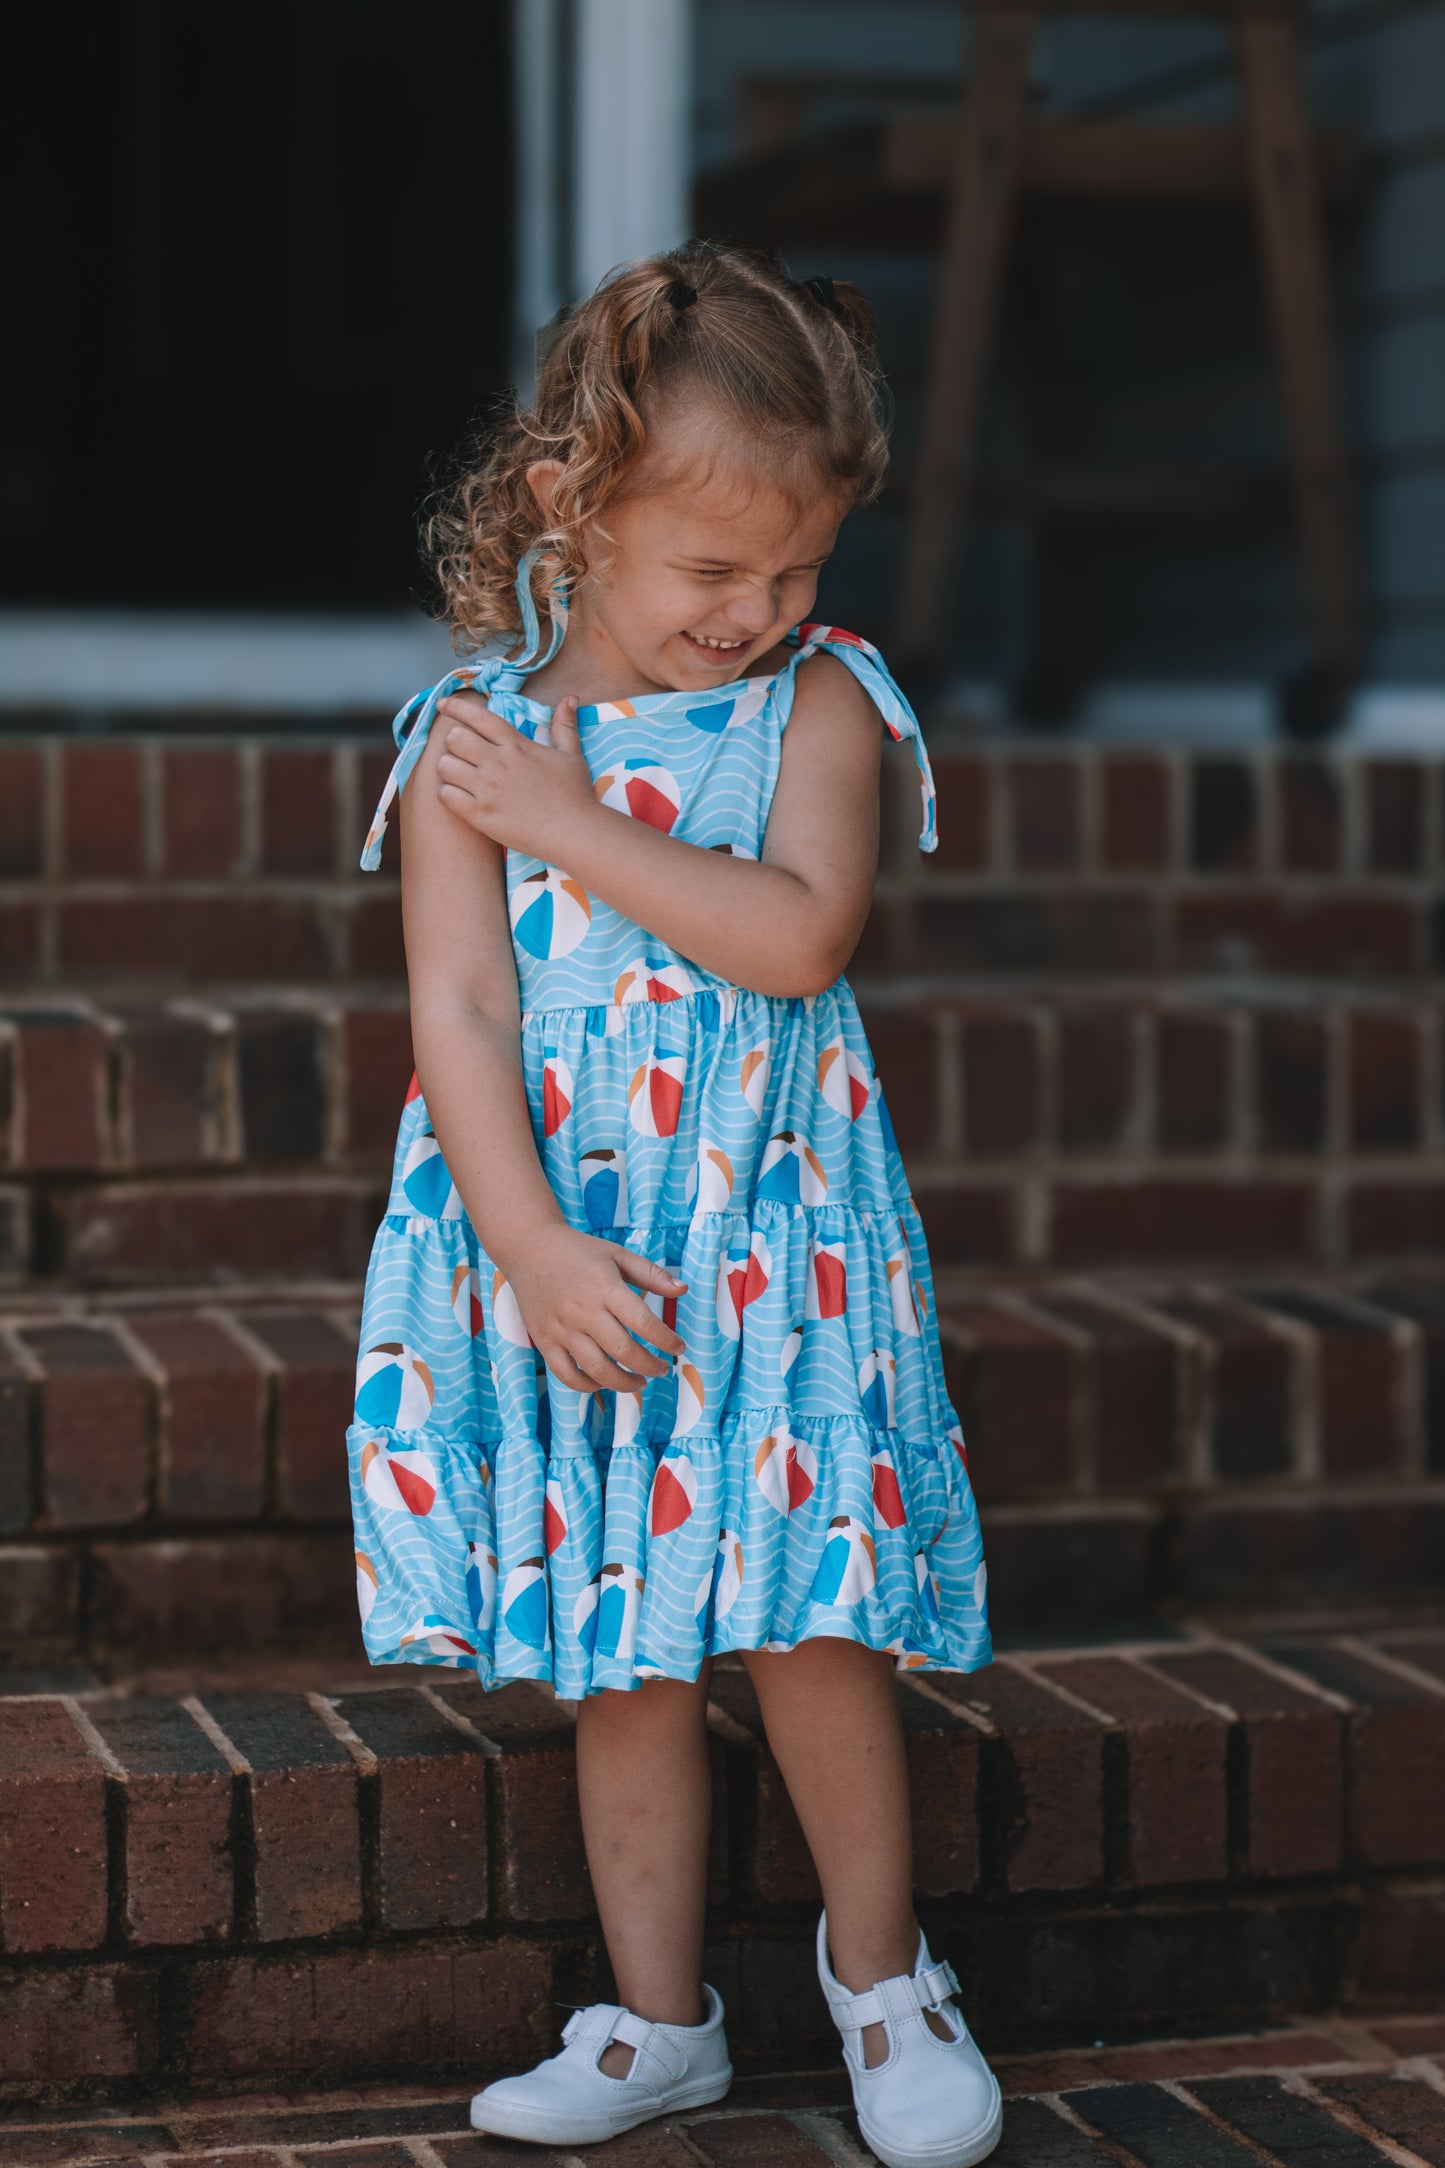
503, 1223, 688, 1396
436, 692, 596, 860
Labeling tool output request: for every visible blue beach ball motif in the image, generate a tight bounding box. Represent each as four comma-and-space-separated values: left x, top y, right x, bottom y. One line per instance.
509, 865, 593, 959
596, 1562, 644, 1662
756, 1131, 828, 1207
466, 1542, 498, 1634
580, 1146, 629, 1231
501, 1558, 550, 1650
809, 1515, 878, 1607
402, 1132, 460, 1218
355, 1342, 436, 1431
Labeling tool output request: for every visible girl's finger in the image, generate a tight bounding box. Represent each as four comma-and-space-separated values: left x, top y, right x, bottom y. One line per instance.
611, 1289, 685, 1357
543, 1346, 598, 1396
613, 1251, 687, 1296
596, 1319, 669, 1378
570, 1334, 650, 1396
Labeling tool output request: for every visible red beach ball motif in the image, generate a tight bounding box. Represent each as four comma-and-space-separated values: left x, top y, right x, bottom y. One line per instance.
628, 1052, 686, 1138
870, 1446, 907, 1530
450, 1264, 484, 1339
650, 1447, 698, 1535
754, 1427, 818, 1516
817, 1037, 871, 1122
360, 1436, 438, 1516
595, 760, 682, 832
543, 1477, 567, 1556
717, 1229, 772, 1339
542, 1050, 574, 1137
805, 1238, 848, 1320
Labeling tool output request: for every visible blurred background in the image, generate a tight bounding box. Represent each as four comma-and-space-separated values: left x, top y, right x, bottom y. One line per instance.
6, 0, 1443, 738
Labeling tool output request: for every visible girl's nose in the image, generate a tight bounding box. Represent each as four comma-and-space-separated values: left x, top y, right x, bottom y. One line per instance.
725, 588, 780, 635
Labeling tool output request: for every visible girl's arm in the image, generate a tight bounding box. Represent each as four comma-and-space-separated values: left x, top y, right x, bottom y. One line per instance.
397, 719, 688, 1395
433, 651, 882, 998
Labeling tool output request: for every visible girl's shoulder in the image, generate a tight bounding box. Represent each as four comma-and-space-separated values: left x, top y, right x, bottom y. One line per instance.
781, 623, 938, 855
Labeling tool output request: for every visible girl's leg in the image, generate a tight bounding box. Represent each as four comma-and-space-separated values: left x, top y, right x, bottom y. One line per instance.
574, 1664, 714, 2074
740, 1636, 947, 2066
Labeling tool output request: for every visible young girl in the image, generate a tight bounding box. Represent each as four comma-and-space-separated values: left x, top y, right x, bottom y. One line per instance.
350, 242, 999, 2168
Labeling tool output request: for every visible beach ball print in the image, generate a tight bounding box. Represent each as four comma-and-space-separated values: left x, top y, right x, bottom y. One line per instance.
402, 1131, 460, 1218
871, 1446, 907, 1530
914, 1548, 943, 1633
780, 1325, 803, 1382
451, 1264, 484, 1339
400, 1614, 476, 1662
887, 1249, 922, 1337
543, 1477, 568, 1556
613, 1386, 644, 1448
757, 1132, 828, 1207
542, 1050, 574, 1137
614, 957, 694, 1004
686, 1145, 735, 1214
355, 1550, 378, 1625
491, 1271, 533, 1348
359, 1436, 438, 1516
596, 1562, 644, 1662
683, 676, 773, 734
809, 1515, 878, 1607
355, 1342, 435, 1430
755, 1427, 817, 1517
859, 1349, 898, 1431
817, 1038, 871, 1122
629, 1052, 686, 1138
805, 1239, 848, 1321
717, 1229, 771, 1339
501, 1557, 550, 1651
580, 1146, 629, 1231
466, 1542, 498, 1634
510, 866, 592, 959
573, 1575, 601, 1657
673, 1360, 706, 1437
740, 1043, 771, 1119
595, 759, 682, 832
650, 1447, 697, 1535
697, 1530, 744, 1627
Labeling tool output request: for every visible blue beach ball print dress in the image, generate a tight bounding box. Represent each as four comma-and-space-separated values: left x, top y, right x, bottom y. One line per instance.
348, 569, 992, 1695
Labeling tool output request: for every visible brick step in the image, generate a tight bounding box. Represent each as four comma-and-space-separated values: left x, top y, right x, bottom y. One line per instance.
6, 991, 1445, 1281
2, 1269, 1444, 1664
8, 2026, 1445, 2162
1, 1626, 1442, 2099
0, 734, 1441, 985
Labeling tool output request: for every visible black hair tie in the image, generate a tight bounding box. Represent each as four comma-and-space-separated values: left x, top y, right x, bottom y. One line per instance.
668, 280, 698, 311
802, 274, 840, 315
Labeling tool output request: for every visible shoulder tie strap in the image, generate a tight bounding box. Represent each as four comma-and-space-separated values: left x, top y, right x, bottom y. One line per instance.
789, 623, 938, 854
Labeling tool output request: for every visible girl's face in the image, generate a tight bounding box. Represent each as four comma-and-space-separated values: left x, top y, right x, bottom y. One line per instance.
531, 403, 849, 694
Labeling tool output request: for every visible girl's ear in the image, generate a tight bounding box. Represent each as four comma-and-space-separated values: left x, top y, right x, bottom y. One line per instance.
525, 459, 564, 517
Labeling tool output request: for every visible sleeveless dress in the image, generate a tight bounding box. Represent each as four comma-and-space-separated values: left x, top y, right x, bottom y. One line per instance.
348, 572, 992, 1695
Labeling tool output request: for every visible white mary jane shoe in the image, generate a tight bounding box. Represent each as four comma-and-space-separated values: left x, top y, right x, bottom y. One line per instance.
469, 1982, 732, 2144
817, 1910, 1003, 2168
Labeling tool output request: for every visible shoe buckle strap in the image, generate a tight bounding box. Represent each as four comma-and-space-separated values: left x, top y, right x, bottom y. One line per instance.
561, 2002, 623, 2047
826, 1984, 887, 2036
912, 1957, 961, 2011
608, 2008, 689, 2085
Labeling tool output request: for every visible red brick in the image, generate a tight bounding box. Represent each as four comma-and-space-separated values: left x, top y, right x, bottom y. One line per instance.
1347, 1009, 1423, 1151
200, 1690, 362, 1938
1367, 1281, 1445, 1471
0, 1542, 81, 1652
1366, 759, 1426, 873
1254, 1012, 1329, 1154
1151, 1646, 1343, 1877
1009, 758, 1080, 871
0, 743, 44, 876
919, 893, 1157, 976
261, 748, 337, 875
1179, 1492, 1445, 1607
1238, 1287, 1406, 1480
86, 1693, 234, 1944
0, 901, 41, 977
344, 891, 407, 977
432, 1680, 589, 1922
958, 1004, 1040, 1155
0, 1184, 31, 1280
1348, 1181, 1445, 1257
897, 1680, 981, 1896
88, 1532, 355, 1658
1050, 1178, 1315, 1268
1263, 1640, 1445, 1868
913, 1181, 1016, 1265
1152, 1292, 1294, 1480
0, 1351, 34, 1533
60, 895, 333, 980
1172, 891, 1419, 977
1056, 1005, 1134, 1152
707, 1669, 817, 1906
1101, 755, 1171, 871
1190, 758, 1259, 872
236, 1009, 328, 1163
935, 1660, 1106, 1891
61, 743, 144, 877
1354, 1880, 1445, 2002
162, 745, 243, 879
929, 757, 991, 872
184, 1942, 552, 2079
1277, 757, 1344, 873
58, 1178, 374, 1285
0, 1697, 109, 1949
938, 1301, 1076, 1498
1318, 2073, 1445, 2163
0, 1963, 160, 2080
857, 1006, 940, 1154
121, 1005, 218, 1166
1028, 1291, 1180, 1490
1156, 1008, 1233, 1152
9, 1011, 111, 1169
126, 1311, 267, 1520
690, 2120, 838, 2167
1037, 1655, 1228, 1885
342, 1007, 414, 1154
242, 1309, 353, 1521
22, 1320, 152, 1527
333, 1688, 490, 1930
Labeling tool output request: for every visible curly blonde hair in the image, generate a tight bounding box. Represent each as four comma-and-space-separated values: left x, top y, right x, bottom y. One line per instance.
424, 240, 891, 654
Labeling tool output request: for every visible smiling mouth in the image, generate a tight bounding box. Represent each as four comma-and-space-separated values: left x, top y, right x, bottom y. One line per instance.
681, 630, 751, 665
